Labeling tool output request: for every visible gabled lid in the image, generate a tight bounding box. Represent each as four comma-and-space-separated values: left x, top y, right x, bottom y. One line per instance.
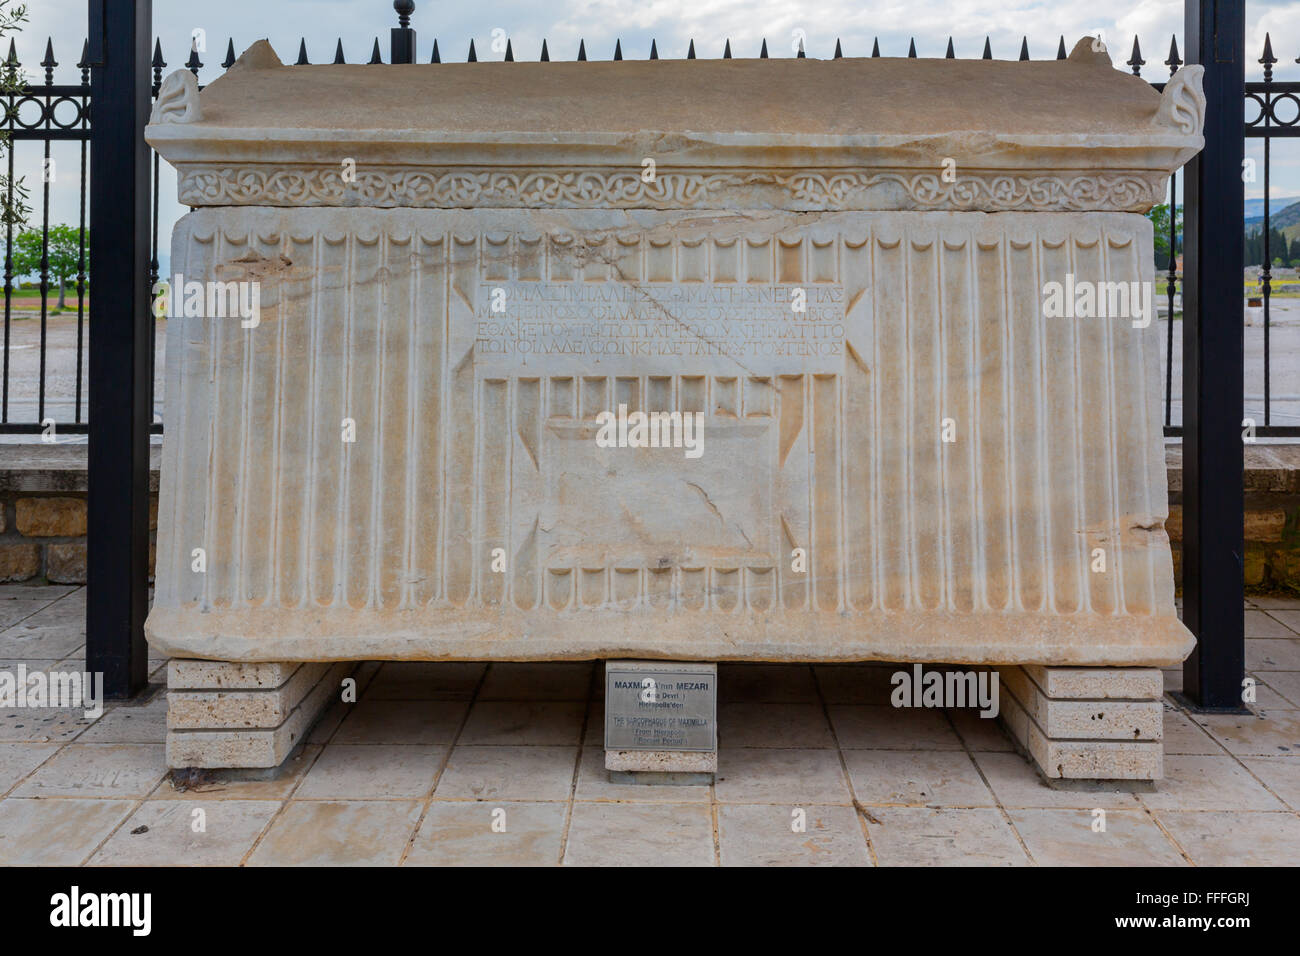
145, 38, 1205, 213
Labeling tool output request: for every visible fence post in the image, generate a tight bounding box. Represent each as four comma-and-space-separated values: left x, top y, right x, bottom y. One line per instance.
391, 0, 416, 64
1181, 0, 1246, 709
86, 0, 153, 699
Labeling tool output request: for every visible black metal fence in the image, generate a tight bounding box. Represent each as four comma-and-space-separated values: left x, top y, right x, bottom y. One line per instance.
1243, 37, 1300, 437
3, 38, 90, 434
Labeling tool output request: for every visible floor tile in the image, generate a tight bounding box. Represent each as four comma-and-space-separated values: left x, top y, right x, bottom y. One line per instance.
18, 590, 87, 626
846, 750, 995, 807
718, 804, 870, 866
76, 699, 167, 744
433, 745, 576, 801
296, 744, 445, 800
573, 746, 712, 803
973, 752, 1143, 808
458, 701, 585, 746
305, 698, 353, 745
247, 800, 422, 866
1247, 639, 1300, 671
717, 664, 818, 703
563, 802, 715, 866
0, 659, 57, 673
1162, 708, 1223, 755
1245, 609, 1296, 638
1194, 708, 1300, 756
1139, 755, 1286, 811
478, 662, 592, 701
1248, 596, 1300, 610
1010, 808, 1186, 865
715, 748, 852, 804
88, 799, 282, 866
828, 705, 964, 750
0, 705, 94, 743
947, 708, 1015, 752
813, 664, 901, 704
0, 625, 85, 660
13, 743, 166, 798
1010, 808, 1185, 865
405, 801, 566, 866
1155, 810, 1300, 865
0, 742, 59, 793
332, 699, 468, 745
153, 745, 324, 801
1241, 756, 1300, 809
0, 798, 134, 865
0, 599, 61, 630
0, 584, 76, 602
364, 662, 486, 700
865, 807, 1029, 866
1260, 607, 1300, 632
719, 702, 834, 749
1244, 676, 1298, 710
1259, 671, 1300, 708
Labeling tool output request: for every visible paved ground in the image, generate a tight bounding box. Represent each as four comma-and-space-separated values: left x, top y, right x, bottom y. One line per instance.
0, 584, 1298, 866
0, 314, 165, 432
1165, 300, 1300, 428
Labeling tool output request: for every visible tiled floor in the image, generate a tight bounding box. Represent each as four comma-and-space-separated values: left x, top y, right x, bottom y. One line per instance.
1, 584, 1298, 865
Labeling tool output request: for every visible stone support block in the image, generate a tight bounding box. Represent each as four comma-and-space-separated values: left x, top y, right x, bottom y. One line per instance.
997, 665, 1164, 780
165, 660, 353, 769
167, 662, 330, 730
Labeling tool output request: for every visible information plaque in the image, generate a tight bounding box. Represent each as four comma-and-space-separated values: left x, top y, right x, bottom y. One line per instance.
605, 661, 717, 753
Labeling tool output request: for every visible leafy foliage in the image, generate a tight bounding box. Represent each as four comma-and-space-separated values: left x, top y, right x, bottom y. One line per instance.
1146, 203, 1182, 272
0, 2, 28, 227
11, 225, 86, 307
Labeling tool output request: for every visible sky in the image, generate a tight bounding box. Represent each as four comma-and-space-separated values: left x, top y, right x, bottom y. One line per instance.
11, 0, 1300, 266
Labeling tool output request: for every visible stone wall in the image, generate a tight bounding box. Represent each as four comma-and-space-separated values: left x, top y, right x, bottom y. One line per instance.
0, 443, 1296, 593
1166, 444, 1300, 593
0, 445, 159, 585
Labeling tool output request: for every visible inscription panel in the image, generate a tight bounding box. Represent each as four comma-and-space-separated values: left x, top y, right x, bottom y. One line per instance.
606, 662, 718, 752
474, 281, 847, 374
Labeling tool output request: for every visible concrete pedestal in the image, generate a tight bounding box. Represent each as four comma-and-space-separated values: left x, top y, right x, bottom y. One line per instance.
997, 665, 1164, 780
165, 660, 354, 769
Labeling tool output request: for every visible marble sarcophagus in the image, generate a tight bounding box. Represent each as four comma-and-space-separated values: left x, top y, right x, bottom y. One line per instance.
144, 39, 1203, 688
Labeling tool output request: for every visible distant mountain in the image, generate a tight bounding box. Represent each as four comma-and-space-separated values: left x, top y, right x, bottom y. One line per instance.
1244, 196, 1300, 230
1244, 200, 1300, 244
1272, 202, 1300, 231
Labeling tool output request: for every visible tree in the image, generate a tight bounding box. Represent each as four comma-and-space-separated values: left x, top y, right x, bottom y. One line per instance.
11, 226, 87, 309
1147, 203, 1182, 271
0, 2, 28, 227
1244, 225, 1291, 268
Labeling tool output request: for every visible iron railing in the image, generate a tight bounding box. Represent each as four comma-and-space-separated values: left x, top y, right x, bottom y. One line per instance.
2, 39, 91, 434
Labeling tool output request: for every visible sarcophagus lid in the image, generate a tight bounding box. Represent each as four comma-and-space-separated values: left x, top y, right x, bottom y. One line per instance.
144, 39, 1201, 666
